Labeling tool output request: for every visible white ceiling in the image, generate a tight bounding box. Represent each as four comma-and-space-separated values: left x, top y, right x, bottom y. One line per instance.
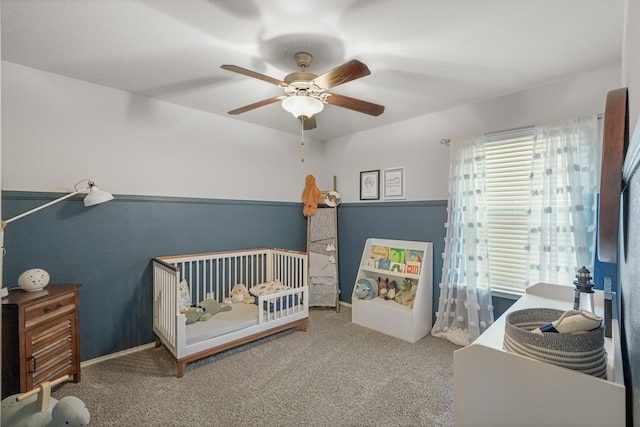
1, 0, 625, 141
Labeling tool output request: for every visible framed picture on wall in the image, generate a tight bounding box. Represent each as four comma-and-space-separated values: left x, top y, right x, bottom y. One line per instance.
360, 170, 380, 200
383, 167, 405, 200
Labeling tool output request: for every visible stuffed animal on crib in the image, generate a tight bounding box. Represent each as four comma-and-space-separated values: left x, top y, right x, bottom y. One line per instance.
229, 284, 255, 304
182, 306, 205, 324
1, 375, 90, 427
378, 277, 389, 299
199, 299, 232, 319
385, 280, 398, 301
182, 299, 232, 324
301, 174, 323, 217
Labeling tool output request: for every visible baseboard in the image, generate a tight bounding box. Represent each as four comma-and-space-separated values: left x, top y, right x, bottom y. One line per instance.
81, 342, 156, 368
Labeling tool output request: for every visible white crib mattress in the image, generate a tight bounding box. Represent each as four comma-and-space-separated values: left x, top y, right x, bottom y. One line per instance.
185, 303, 258, 346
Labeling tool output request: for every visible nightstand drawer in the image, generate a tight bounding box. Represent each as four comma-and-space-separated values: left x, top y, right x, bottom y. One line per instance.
24, 291, 76, 329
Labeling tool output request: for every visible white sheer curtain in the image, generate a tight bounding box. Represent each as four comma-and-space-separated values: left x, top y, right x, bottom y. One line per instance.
431, 135, 494, 346
432, 116, 598, 347
526, 117, 599, 285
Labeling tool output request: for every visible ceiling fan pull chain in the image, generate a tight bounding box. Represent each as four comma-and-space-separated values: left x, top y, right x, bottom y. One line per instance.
300, 117, 305, 162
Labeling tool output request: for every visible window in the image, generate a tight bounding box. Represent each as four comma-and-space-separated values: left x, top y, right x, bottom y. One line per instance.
482, 120, 599, 296
433, 116, 599, 345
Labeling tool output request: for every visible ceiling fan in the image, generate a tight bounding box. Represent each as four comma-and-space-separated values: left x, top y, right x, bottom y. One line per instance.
220, 52, 385, 130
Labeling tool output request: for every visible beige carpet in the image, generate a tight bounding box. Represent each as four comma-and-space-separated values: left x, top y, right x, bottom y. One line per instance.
52, 306, 461, 427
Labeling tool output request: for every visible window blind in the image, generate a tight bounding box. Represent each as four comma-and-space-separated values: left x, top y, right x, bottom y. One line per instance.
480, 127, 580, 295
483, 127, 535, 295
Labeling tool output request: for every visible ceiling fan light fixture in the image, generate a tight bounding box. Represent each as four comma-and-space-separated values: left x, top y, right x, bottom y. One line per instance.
282, 95, 324, 119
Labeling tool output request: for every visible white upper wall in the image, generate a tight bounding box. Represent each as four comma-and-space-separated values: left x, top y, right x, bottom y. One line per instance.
1, 61, 327, 202
1, 62, 621, 203
325, 66, 621, 202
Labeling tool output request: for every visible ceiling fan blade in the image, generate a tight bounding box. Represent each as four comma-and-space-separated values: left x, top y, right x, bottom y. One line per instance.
227, 96, 284, 115
325, 93, 385, 116
311, 59, 371, 89
303, 116, 317, 130
220, 65, 288, 87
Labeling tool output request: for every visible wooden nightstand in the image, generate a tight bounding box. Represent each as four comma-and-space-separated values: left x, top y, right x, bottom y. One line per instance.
2, 283, 81, 399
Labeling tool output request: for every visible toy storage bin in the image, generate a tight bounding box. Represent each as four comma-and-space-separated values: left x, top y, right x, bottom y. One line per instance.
503, 308, 606, 378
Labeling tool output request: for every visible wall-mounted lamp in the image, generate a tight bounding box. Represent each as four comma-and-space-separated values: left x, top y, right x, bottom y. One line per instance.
1, 179, 113, 231
0, 179, 114, 297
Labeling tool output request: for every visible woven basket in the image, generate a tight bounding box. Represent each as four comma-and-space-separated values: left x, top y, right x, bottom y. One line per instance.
503, 308, 607, 378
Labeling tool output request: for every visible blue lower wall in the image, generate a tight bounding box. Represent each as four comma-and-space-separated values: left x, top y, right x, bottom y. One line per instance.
2, 192, 307, 361
3, 192, 514, 361
336, 201, 448, 317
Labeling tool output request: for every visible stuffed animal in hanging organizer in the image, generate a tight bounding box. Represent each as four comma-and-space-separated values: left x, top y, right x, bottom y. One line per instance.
301, 174, 323, 217
229, 284, 255, 304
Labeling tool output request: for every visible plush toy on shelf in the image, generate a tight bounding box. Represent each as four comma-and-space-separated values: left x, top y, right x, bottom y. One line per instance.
395, 278, 413, 304
1, 375, 90, 427
403, 281, 418, 309
378, 277, 389, 299
355, 278, 378, 299
385, 280, 398, 301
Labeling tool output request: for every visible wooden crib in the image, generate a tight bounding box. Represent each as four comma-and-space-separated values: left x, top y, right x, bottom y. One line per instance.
152, 248, 308, 377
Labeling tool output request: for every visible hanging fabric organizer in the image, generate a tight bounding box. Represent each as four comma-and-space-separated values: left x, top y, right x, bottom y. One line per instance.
307, 207, 340, 311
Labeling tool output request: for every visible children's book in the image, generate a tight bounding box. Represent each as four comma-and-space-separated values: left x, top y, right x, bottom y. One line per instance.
389, 248, 405, 264
405, 249, 424, 263
363, 258, 377, 268
371, 245, 389, 260
377, 258, 391, 270
406, 261, 421, 275
389, 262, 405, 273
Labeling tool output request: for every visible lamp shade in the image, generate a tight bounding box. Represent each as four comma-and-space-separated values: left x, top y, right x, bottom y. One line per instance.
84, 185, 114, 207
282, 95, 324, 119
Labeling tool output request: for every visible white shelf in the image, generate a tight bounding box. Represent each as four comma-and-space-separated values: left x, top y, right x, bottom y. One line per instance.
453, 282, 625, 427
359, 266, 420, 281
351, 238, 433, 343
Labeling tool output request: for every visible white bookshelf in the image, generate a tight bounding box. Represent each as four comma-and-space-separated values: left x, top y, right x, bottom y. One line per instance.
454, 282, 625, 427
351, 238, 433, 343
